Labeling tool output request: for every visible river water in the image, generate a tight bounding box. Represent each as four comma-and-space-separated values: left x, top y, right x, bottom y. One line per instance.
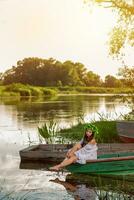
0, 94, 133, 200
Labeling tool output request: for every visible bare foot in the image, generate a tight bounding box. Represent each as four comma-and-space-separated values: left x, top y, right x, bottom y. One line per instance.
49, 165, 61, 171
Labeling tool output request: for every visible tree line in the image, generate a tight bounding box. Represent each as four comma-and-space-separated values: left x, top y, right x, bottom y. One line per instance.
0, 57, 133, 88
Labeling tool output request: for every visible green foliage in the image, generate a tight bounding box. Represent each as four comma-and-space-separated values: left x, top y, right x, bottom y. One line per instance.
109, 27, 127, 56
75, 86, 107, 93
118, 66, 134, 87
4, 83, 31, 96
59, 121, 119, 143
58, 86, 77, 92
38, 120, 64, 144
122, 111, 134, 121
0, 57, 109, 88
56, 80, 62, 87
29, 86, 43, 96
2, 57, 134, 89
104, 75, 123, 88
74, 86, 133, 94
2, 58, 88, 87
93, 121, 119, 143
59, 123, 85, 142
2, 83, 57, 97
84, 71, 102, 87
0, 84, 134, 97
87, 0, 134, 56
41, 88, 57, 96
38, 124, 51, 143
119, 95, 134, 121
84, 123, 99, 137
0, 86, 4, 95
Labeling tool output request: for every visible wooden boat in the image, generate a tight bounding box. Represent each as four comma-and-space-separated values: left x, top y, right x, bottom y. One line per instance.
20, 144, 73, 163
116, 121, 134, 143
20, 143, 134, 176
67, 152, 134, 176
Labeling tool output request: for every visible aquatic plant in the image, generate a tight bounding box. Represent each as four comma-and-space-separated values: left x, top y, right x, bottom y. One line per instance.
38, 120, 64, 144
120, 95, 134, 121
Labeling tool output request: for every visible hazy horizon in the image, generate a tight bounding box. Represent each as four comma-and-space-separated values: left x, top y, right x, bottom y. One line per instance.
0, 0, 133, 79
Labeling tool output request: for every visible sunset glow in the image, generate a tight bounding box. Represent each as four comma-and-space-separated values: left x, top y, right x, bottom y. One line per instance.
0, 0, 133, 78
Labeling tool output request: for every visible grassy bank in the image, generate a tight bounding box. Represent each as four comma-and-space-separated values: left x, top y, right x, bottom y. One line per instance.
57, 86, 134, 94
0, 83, 57, 97
59, 121, 120, 143
0, 84, 134, 97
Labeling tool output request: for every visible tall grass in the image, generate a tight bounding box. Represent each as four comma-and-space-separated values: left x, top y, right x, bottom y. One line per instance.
59, 121, 119, 143
38, 120, 64, 144
1, 84, 134, 97
1, 83, 57, 97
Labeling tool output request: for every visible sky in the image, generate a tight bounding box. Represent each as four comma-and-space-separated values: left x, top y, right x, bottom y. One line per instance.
0, 0, 133, 79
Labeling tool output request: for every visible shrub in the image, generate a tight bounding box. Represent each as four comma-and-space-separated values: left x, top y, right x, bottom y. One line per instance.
4, 83, 31, 96
29, 86, 43, 96
41, 88, 57, 96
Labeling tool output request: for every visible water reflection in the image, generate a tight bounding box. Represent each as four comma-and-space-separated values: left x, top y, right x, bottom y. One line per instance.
50, 175, 134, 200
0, 95, 131, 145
50, 178, 97, 200
19, 158, 134, 199
0, 143, 72, 200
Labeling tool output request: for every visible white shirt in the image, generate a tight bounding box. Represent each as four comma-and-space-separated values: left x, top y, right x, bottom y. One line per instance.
74, 143, 98, 164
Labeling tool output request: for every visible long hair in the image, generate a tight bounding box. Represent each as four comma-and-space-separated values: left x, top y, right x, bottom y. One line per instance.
81, 131, 95, 147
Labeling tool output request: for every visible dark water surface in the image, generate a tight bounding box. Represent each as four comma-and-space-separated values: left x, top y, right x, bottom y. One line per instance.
0, 95, 133, 199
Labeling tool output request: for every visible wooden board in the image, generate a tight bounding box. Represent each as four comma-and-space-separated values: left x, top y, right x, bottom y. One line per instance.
19, 143, 134, 165
116, 121, 134, 142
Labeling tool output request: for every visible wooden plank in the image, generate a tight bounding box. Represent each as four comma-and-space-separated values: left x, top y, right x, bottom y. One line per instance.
87, 156, 134, 163
38, 144, 73, 150
98, 143, 134, 154
19, 143, 134, 162
20, 145, 39, 153
116, 121, 134, 138
20, 150, 67, 158
20, 143, 134, 152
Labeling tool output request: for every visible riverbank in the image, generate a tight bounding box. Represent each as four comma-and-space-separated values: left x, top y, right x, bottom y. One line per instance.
0, 83, 134, 97
58, 121, 120, 143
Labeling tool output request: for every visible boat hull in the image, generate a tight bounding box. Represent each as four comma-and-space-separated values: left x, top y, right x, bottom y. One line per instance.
67, 159, 134, 175
116, 121, 134, 143
19, 143, 134, 162
20, 144, 134, 176
119, 135, 134, 143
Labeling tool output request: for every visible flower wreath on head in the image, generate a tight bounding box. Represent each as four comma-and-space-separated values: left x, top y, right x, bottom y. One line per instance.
84, 123, 99, 137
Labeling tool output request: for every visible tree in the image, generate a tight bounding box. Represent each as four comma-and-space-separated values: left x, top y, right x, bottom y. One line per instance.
2, 57, 88, 86
62, 61, 83, 86
84, 70, 102, 86
104, 75, 123, 87
0, 72, 4, 85
86, 0, 134, 56
118, 66, 134, 87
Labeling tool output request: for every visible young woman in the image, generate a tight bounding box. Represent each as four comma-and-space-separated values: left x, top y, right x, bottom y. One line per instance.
49, 124, 98, 171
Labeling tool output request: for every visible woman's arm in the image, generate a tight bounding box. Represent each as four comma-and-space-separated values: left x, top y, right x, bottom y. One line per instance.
66, 143, 81, 158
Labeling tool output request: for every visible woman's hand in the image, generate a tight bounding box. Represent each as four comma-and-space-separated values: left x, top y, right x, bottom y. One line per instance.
66, 150, 74, 158
66, 143, 81, 158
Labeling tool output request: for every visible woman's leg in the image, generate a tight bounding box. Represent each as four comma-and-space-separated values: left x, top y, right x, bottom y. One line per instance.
49, 155, 77, 171
67, 143, 81, 158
